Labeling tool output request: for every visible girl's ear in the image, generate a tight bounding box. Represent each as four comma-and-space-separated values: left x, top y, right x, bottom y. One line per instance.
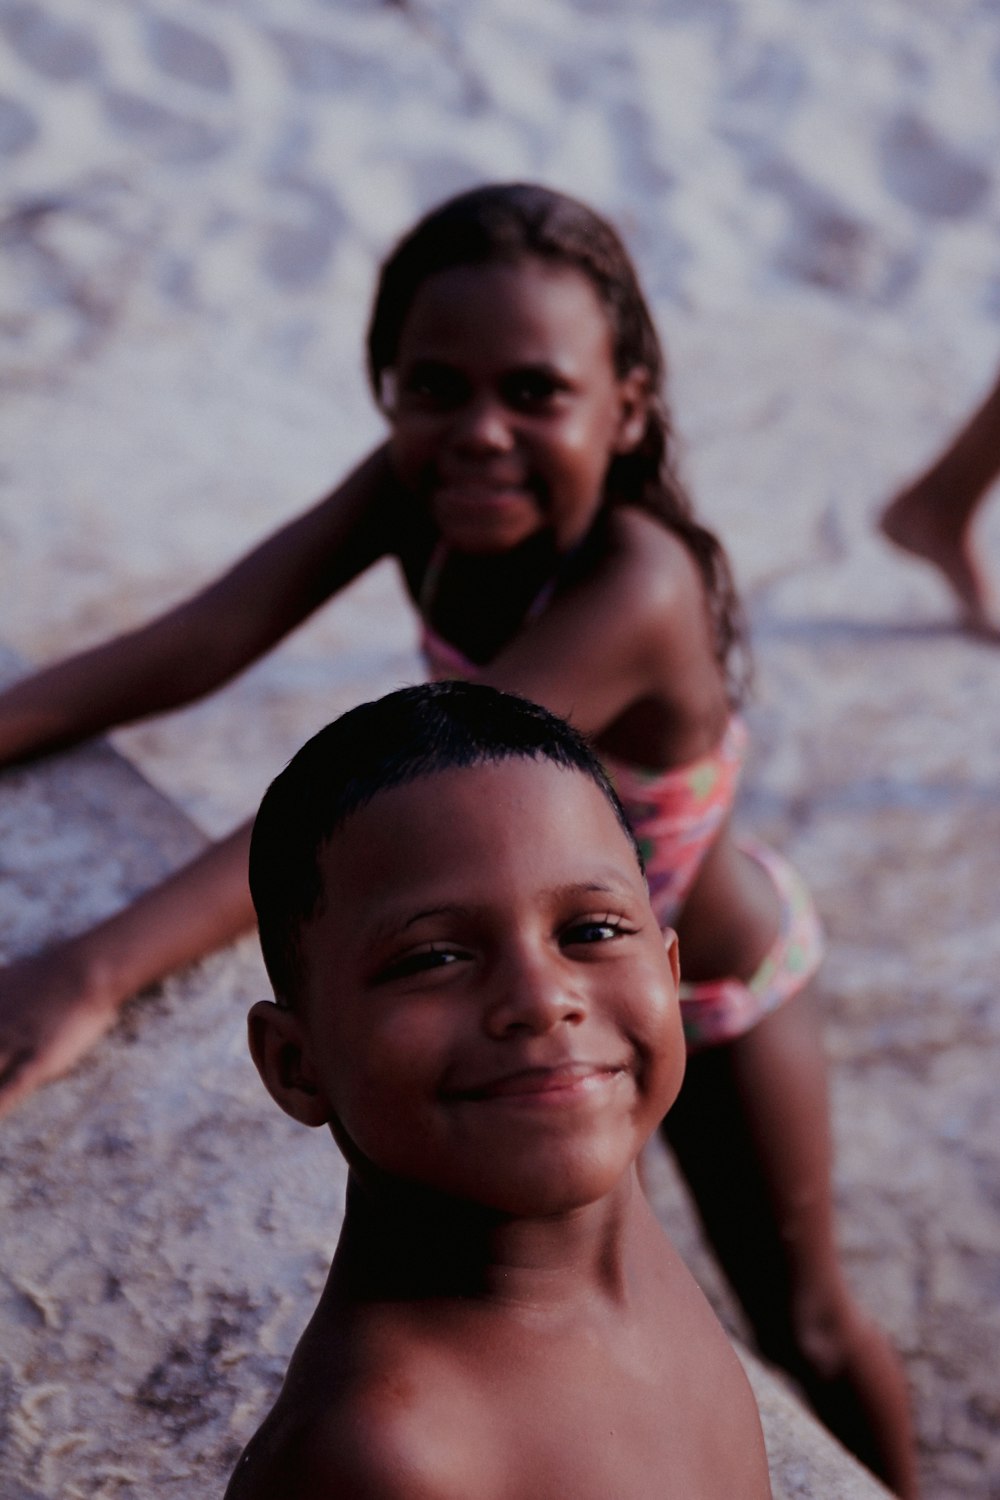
662, 927, 681, 990
613, 366, 653, 455
377, 368, 398, 416
247, 1000, 330, 1128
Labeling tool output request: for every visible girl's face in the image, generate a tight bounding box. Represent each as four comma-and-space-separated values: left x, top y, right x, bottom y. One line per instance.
385, 257, 649, 555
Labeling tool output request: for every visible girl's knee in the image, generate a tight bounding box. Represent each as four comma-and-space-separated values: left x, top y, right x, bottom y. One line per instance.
795, 1289, 862, 1382
755, 1280, 862, 1386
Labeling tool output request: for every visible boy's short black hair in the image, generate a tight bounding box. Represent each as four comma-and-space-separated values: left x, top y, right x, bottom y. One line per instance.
249, 680, 643, 1003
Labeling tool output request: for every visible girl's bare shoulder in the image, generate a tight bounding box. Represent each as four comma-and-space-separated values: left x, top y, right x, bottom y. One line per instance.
592, 505, 718, 660
602, 505, 708, 605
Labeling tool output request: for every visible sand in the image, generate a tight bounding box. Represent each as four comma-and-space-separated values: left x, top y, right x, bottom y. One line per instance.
2, 2, 999, 1494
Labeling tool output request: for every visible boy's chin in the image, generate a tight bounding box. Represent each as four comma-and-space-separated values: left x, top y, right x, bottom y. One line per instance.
387, 1155, 643, 1221
476, 1174, 638, 1219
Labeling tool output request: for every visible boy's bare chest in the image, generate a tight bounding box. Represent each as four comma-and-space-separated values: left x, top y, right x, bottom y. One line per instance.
483, 1341, 723, 1500
374, 1311, 748, 1500
318, 1265, 764, 1497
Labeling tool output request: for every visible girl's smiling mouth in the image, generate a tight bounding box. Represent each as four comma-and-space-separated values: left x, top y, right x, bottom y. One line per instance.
429, 483, 543, 551
435, 483, 533, 511
431, 472, 538, 514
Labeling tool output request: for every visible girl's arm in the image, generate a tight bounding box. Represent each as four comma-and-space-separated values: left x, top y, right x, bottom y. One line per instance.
0, 444, 401, 1119
0, 444, 396, 766
0, 823, 255, 1119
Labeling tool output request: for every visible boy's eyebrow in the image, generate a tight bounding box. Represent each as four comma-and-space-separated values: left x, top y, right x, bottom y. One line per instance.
362, 904, 474, 944
402, 904, 472, 932
364, 879, 637, 942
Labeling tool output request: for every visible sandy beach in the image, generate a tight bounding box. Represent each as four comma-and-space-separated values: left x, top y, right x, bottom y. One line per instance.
2, 2, 999, 1494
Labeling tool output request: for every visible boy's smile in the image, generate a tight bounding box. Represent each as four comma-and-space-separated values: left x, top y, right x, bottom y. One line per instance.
385, 257, 648, 556
289, 758, 683, 1216
441, 1057, 629, 1104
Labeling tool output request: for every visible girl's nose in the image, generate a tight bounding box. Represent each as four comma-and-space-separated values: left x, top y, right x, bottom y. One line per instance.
483, 949, 586, 1038
451, 391, 515, 453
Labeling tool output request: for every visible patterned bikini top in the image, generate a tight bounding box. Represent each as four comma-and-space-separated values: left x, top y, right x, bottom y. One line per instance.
419, 546, 746, 929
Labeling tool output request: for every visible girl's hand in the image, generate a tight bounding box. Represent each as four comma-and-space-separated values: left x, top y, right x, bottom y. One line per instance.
0, 943, 118, 1119
0, 827, 257, 1121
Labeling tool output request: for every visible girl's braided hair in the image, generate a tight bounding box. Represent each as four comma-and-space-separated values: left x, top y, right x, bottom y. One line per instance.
367, 182, 747, 699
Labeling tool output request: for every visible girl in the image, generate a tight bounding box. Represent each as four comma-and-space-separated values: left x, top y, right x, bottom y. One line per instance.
0, 183, 916, 1494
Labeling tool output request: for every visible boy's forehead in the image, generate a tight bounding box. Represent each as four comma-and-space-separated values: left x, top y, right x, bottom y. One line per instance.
315, 758, 637, 904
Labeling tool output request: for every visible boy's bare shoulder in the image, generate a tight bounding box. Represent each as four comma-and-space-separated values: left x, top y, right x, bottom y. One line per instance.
225, 1399, 472, 1500
225, 1327, 489, 1500
647, 1234, 771, 1497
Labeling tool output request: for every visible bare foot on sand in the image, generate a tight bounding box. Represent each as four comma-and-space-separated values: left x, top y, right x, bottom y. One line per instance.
880, 482, 1000, 640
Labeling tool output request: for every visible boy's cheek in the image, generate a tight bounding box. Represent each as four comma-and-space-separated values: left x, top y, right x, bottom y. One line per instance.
325, 1046, 431, 1151
625, 945, 681, 1030
625, 965, 685, 1112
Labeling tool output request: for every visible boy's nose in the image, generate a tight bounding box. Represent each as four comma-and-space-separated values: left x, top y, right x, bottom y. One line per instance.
451, 392, 515, 453
483, 950, 586, 1038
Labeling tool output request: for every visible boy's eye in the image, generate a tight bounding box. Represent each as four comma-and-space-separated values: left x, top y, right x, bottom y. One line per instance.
373, 944, 464, 984
561, 914, 632, 947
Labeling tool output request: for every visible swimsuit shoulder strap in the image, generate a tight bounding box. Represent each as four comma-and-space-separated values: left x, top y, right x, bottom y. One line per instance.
417, 540, 449, 620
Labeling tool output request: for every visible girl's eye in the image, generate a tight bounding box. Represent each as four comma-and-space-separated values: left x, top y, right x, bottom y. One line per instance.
503, 371, 563, 410
398, 364, 467, 409
373, 945, 464, 984
561, 915, 631, 947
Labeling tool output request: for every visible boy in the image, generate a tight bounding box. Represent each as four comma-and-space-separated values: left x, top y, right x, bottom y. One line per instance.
227, 680, 771, 1498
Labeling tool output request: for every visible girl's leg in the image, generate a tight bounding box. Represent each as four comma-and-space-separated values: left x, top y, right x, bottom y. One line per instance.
661, 993, 918, 1498
880, 363, 1000, 636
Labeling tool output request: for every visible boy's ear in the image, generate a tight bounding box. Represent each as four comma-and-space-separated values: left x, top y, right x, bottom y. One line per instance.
247, 1000, 330, 1128
613, 366, 652, 455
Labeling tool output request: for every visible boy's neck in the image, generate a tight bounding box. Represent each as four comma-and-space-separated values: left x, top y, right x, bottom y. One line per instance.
331, 1167, 656, 1314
